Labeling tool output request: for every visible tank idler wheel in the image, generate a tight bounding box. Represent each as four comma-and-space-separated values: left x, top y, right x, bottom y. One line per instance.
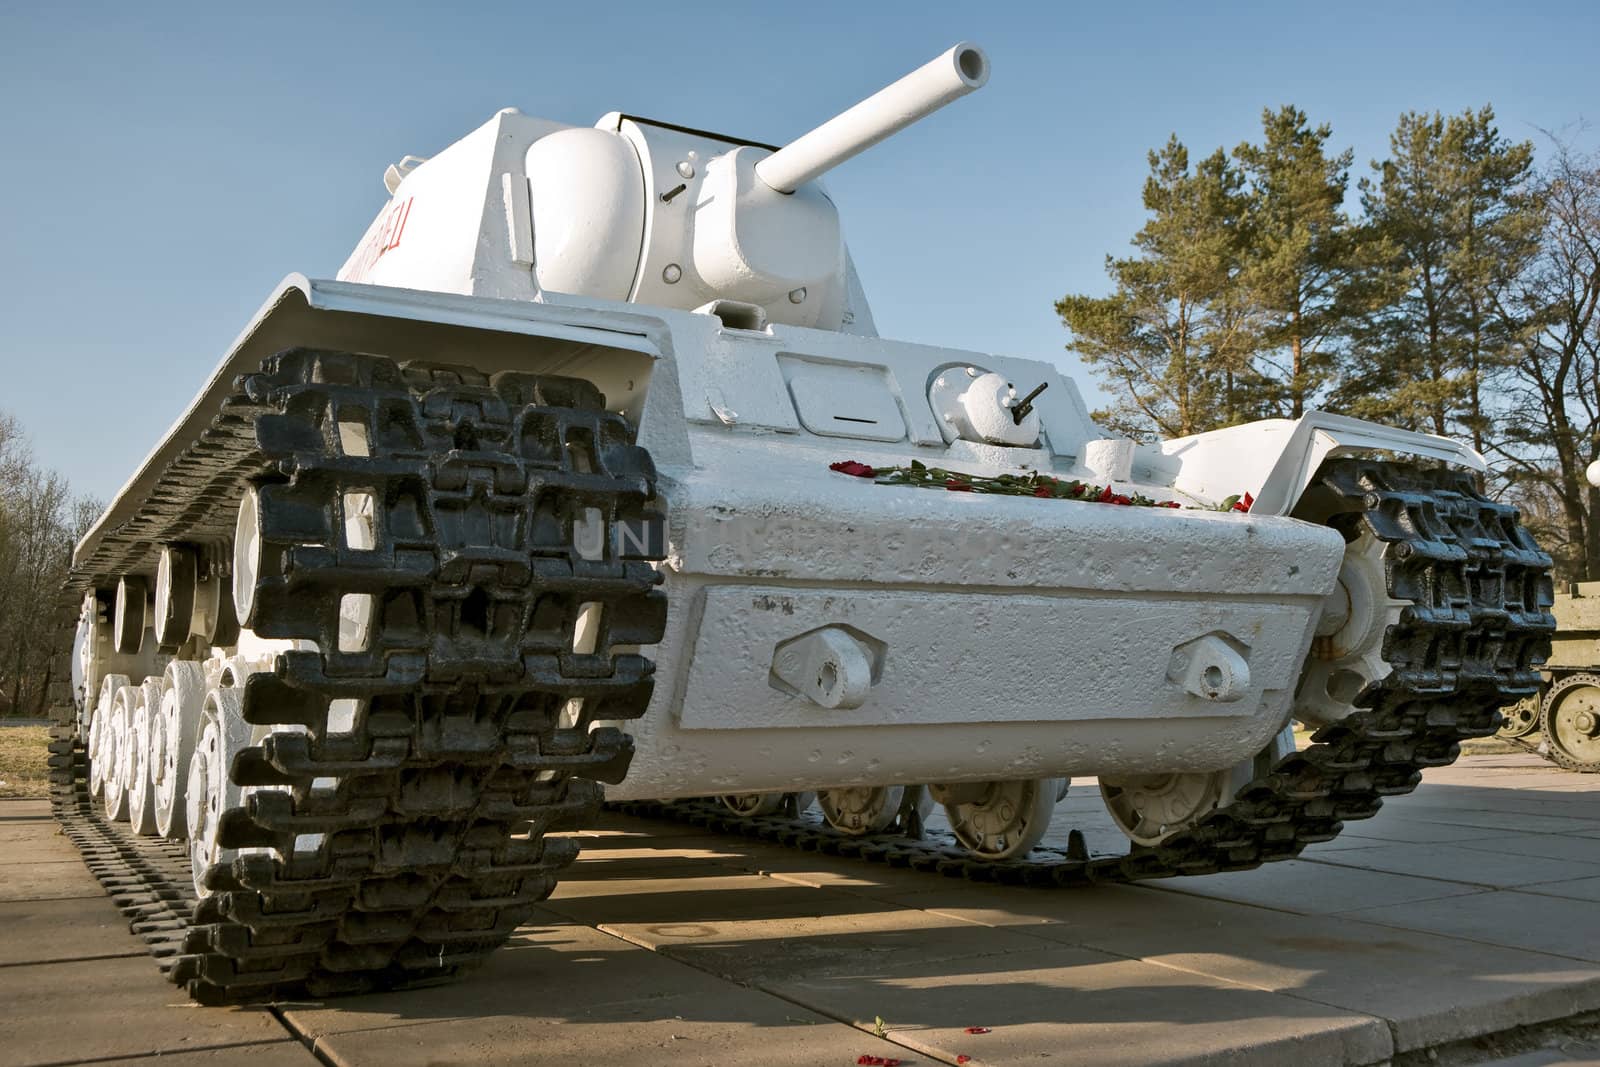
936, 778, 1062, 860
113, 576, 148, 656
816, 785, 906, 835
152, 661, 207, 838
154, 545, 198, 651
87, 673, 130, 800
719, 793, 787, 818
126, 679, 164, 836
1542, 673, 1600, 772
102, 684, 139, 821
1497, 694, 1542, 739
1101, 769, 1226, 847
1294, 529, 1406, 728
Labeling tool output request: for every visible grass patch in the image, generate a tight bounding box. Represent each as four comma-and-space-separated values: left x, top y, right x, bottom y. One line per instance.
0, 726, 51, 798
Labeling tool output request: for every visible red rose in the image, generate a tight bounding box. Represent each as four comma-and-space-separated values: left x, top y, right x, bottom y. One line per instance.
963, 1027, 992, 1034
1158, 500, 1181, 508
946, 478, 974, 492
958, 1057, 972, 1064
1032, 484, 1054, 498
829, 460, 876, 478
1232, 491, 1254, 512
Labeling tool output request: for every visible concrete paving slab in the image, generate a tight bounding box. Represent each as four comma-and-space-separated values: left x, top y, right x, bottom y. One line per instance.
75, 1041, 323, 1066
770, 944, 1394, 1067
1332, 817, 1522, 845
1312, 842, 1600, 888
282, 916, 891, 1067
1346, 890, 1600, 962
1158, 857, 1486, 912
0, 859, 107, 901
0, 895, 145, 965
1525, 876, 1600, 904
1382, 803, 1600, 836
0, 956, 292, 1066
891, 880, 1600, 1053
543, 870, 907, 928
1457, 835, 1600, 865
0, 798, 50, 820
606, 901, 1057, 982
0, 830, 81, 864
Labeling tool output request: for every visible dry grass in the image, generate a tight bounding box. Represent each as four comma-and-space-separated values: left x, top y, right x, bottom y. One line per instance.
0, 726, 51, 798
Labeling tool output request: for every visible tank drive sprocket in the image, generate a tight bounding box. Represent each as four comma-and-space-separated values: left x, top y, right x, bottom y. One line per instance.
617, 458, 1555, 886
51, 348, 667, 1003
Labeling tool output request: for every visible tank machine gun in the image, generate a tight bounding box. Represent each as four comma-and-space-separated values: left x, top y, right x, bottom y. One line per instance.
54, 43, 1553, 1003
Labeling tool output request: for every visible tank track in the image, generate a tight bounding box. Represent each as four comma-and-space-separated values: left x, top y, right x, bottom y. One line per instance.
48, 348, 667, 1003
615, 459, 1556, 887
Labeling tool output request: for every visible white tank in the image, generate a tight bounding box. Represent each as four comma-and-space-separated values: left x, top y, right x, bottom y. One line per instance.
55, 43, 1556, 1004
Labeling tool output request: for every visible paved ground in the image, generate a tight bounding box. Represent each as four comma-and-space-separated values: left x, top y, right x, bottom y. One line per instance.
3, 752, 1600, 1067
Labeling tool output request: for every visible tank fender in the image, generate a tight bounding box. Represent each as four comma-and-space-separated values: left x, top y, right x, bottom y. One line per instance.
1147, 411, 1485, 517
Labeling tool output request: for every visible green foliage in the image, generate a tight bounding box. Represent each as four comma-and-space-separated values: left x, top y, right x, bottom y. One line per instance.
1340, 106, 1541, 449
1234, 106, 1359, 418
1055, 137, 1255, 438
1058, 104, 1594, 580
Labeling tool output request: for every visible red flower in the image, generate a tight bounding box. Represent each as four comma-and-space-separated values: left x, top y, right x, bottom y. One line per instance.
1157, 500, 1181, 509
963, 1027, 992, 1034
829, 460, 876, 478
1232, 491, 1254, 512
946, 478, 974, 492
958, 1057, 972, 1065
1096, 485, 1115, 504
856, 1058, 902, 1066
1032, 484, 1054, 498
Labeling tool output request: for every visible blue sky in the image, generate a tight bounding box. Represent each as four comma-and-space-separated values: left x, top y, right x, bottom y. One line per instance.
2, 1, 1595, 502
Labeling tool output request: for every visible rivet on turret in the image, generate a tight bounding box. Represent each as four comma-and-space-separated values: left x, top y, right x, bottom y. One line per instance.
662, 264, 682, 284
788, 287, 807, 304
676, 160, 696, 179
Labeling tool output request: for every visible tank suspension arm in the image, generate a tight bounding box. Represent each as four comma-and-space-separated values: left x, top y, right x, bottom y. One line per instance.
753, 42, 989, 194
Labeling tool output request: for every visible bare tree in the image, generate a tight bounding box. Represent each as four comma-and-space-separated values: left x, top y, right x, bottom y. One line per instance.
1490, 135, 1600, 582
0, 411, 93, 715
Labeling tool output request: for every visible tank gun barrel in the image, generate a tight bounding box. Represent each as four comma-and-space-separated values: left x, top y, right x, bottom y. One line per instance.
753, 42, 989, 194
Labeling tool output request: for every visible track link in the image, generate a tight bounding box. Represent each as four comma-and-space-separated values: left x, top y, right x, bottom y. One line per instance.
51, 348, 667, 1002
616, 459, 1556, 886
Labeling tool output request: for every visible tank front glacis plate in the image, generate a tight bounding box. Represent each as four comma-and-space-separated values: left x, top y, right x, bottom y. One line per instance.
607, 313, 1347, 800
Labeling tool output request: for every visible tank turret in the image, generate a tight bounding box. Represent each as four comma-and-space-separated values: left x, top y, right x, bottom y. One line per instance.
339, 43, 989, 331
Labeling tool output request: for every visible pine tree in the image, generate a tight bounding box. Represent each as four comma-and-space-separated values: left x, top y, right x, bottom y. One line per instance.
1056, 137, 1255, 439
1233, 107, 1358, 418
1340, 107, 1539, 450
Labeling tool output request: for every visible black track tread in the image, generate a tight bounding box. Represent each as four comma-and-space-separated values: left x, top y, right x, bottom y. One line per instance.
52, 348, 667, 1002
614, 459, 1556, 887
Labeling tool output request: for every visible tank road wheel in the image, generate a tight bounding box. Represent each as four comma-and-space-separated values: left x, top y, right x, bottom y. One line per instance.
86, 673, 128, 800
1293, 528, 1409, 727
817, 786, 905, 835
1498, 694, 1542, 739
102, 684, 138, 821
152, 661, 206, 838
937, 778, 1062, 860
719, 793, 786, 817
1101, 770, 1227, 847
1542, 673, 1600, 772
125, 679, 164, 836
1100, 726, 1295, 849
184, 687, 250, 899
